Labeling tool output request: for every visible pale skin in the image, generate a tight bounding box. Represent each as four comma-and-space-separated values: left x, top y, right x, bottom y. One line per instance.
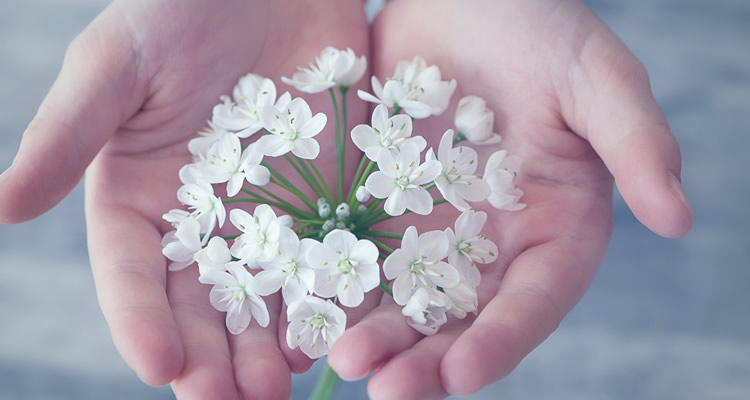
0, 0, 692, 399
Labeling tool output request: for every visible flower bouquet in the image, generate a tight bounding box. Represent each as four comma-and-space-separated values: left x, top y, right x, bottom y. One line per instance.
161, 46, 524, 398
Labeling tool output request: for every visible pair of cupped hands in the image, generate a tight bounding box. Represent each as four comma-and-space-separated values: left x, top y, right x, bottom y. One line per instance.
0, 0, 693, 398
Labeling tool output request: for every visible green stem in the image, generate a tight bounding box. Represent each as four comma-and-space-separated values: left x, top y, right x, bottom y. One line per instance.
366, 230, 403, 240
270, 177, 318, 211
379, 280, 393, 297
241, 187, 316, 220
307, 159, 336, 206
389, 104, 402, 117
453, 131, 467, 145
299, 229, 323, 239
329, 88, 343, 203
285, 154, 324, 200
309, 360, 340, 400
346, 154, 369, 205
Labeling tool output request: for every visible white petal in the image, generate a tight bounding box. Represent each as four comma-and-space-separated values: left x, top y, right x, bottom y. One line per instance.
383, 188, 407, 216
418, 230, 449, 261
256, 135, 293, 157
394, 274, 418, 306
292, 137, 320, 159
427, 261, 460, 288
364, 172, 395, 199
245, 165, 270, 186
298, 113, 327, 138
253, 270, 285, 296
337, 276, 364, 308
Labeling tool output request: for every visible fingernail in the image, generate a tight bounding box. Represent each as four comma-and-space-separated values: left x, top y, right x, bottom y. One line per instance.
668, 171, 692, 215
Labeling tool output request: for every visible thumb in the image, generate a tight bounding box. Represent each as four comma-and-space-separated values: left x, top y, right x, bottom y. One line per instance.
0, 6, 143, 224
561, 23, 693, 238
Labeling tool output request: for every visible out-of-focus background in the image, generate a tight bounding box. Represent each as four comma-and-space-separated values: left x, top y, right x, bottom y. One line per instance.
1, 0, 748, 399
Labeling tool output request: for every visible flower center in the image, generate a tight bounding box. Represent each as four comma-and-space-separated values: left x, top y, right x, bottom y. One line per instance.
409, 257, 426, 274
396, 176, 410, 190
282, 260, 298, 276
232, 287, 246, 301
337, 258, 356, 274
381, 136, 393, 147
309, 313, 327, 330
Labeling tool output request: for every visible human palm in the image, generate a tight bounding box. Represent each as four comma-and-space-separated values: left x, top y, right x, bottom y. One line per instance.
1, 0, 368, 398
325, 1, 693, 399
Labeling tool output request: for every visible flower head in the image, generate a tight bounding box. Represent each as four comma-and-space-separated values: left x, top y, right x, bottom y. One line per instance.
454, 96, 501, 145
257, 98, 327, 159
365, 141, 442, 216
286, 296, 346, 359
282, 47, 366, 93
161, 213, 203, 271
176, 182, 226, 235
198, 135, 270, 196
427, 129, 490, 211
484, 150, 526, 210
200, 262, 270, 334
351, 104, 426, 162
194, 236, 232, 276
358, 56, 456, 119
383, 226, 460, 305
255, 228, 319, 305
307, 230, 380, 308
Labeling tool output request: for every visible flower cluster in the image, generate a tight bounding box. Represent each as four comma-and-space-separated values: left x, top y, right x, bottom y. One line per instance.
161, 47, 525, 360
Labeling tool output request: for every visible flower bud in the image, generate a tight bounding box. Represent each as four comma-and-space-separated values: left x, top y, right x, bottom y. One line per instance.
335, 203, 350, 219
321, 219, 335, 232
357, 204, 367, 213
318, 203, 331, 218
277, 214, 293, 228
335, 221, 347, 230
355, 186, 371, 202
317, 197, 329, 207
454, 96, 501, 145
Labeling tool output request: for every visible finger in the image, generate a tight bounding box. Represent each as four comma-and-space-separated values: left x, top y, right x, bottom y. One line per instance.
366, 324, 468, 400
559, 21, 692, 238
327, 303, 423, 381
86, 205, 183, 386
440, 235, 603, 396
0, 6, 144, 223
230, 293, 292, 399
168, 267, 240, 400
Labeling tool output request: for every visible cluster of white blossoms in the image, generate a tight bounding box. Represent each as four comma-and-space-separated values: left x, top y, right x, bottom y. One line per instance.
161, 47, 525, 360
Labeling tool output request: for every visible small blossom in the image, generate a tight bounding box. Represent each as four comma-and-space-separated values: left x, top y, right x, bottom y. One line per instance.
358, 56, 456, 119
383, 226, 460, 305
351, 104, 426, 162
257, 98, 327, 159
335, 203, 350, 219
446, 209, 498, 287
194, 236, 232, 276
230, 205, 282, 265
188, 122, 232, 160
443, 281, 479, 319
401, 287, 452, 336
176, 182, 226, 235
308, 230, 380, 308
255, 228, 318, 305
364, 141, 442, 216
286, 296, 346, 359
484, 150, 526, 211
212, 73, 287, 138
199, 136, 270, 197
161, 214, 203, 271
454, 96, 502, 145
200, 262, 270, 334
282, 47, 367, 93
427, 129, 490, 211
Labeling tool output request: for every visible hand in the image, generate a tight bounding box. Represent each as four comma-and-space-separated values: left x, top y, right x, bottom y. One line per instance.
0, 0, 369, 398
326, 1, 693, 398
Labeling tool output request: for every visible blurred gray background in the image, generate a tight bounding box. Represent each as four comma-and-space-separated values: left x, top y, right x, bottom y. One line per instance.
1, 0, 748, 399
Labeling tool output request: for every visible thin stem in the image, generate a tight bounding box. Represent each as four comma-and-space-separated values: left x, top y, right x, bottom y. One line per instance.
329, 88, 343, 203
339, 87, 349, 205
242, 187, 316, 220
309, 360, 340, 400
307, 159, 336, 206
366, 230, 403, 240
379, 280, 393, 297
298, 229, 323, 239
285, 154, 324, 200
389, 104, 402, 117
270, 177, 318, 211
346, 153, 369, 204
453, 131, 467, 145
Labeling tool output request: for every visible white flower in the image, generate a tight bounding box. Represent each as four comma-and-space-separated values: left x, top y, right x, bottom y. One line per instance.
383, 226, 460, 305
427, 130, 490, 211
188, 122, 232, 160
443, 281, 479, 319
307, 230, 380, 308
446, 210, 498, 287
286, 296, 346, 359
484, 150, 526, 211
194, 236, 232, 276
358, 56, 456, 119
212, 73, 285, 138
177, 183, 226, 235
255, 228, 318, 305
351, 104, 426, 162
257, 98, 327, 159
229, 205, 282, 265
161, 214, 203, 271
282, 47, 366, 93
454, 96, 502, 145
401, 287, 451, 336
199, 135, 270, 197
364, 140, 442, 216
200, 262, 270, 334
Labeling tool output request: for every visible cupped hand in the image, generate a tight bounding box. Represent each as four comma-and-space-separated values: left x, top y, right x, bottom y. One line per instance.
0, 0, 368, 398
326, 1, 693, 398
